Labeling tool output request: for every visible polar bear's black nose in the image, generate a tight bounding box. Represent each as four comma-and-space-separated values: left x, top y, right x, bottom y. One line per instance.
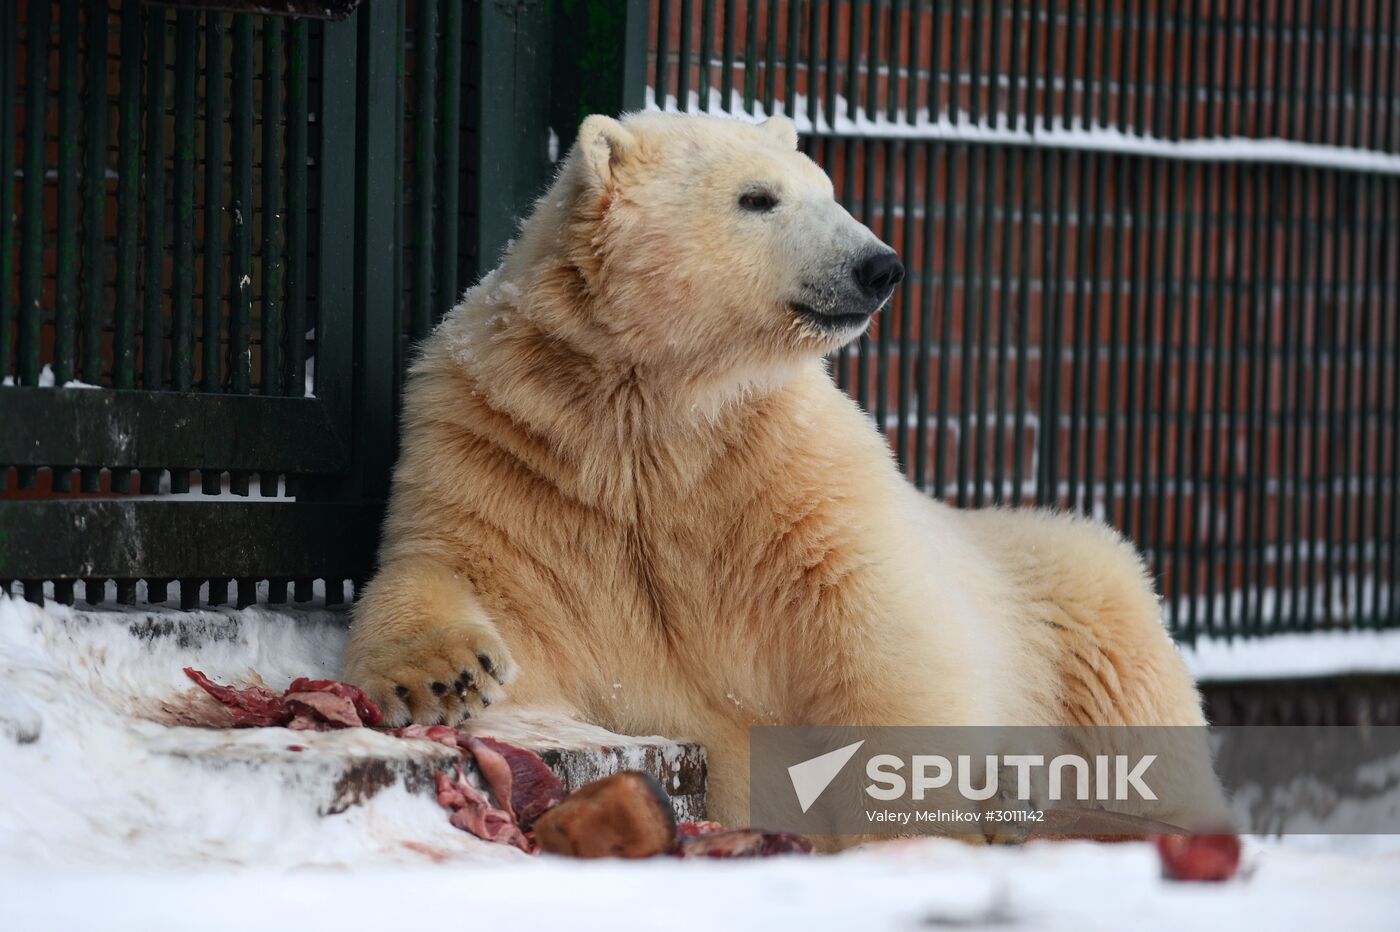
853, 251, 906, 302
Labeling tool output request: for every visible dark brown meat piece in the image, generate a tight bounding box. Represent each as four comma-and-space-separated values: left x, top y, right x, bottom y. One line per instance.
533, 772, 678, 858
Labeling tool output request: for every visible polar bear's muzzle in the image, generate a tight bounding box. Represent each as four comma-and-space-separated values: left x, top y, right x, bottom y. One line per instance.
790, 248, 905, 337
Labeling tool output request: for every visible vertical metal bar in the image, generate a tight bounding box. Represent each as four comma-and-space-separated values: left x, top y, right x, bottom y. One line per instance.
172, 13, 196, 395
949, 0, 963, 125
1217, 163, 1248, 636
1277, 165, 1301, 629
227, 15, 253, 496
166, 11, 197, 496
1345, 172, 1370, 625
1202, 160, 1228, 635
81, 3, 108, 397
957, 143, 979, 508
1366, 173, 1392, 623
55, 0, 81, 390
1242, 164, 1268, 634
699, 0, 715, 111
994, 144, 1015, 502
1012, 145, 1033, 506
986, 0, 1001, 122
936, 143, 959, 497
260, 15, 284, 446
1007, 0, 1024, 130
412, 0, 435, 343
677, 0, 693, 108
1082, 145, 1106, 520
202, 14, 225, 402
114, 1, 142, 398
968, 0, 983, 124
877, 136, 895, 433
1136, 160, 1161, 565
142, 8, 166, 404
720, 0, 735, 109
656, 0, 672, 106
1327, 175, 1354, 624
915, 141, 938, 490
285, 19, 308, 395
973, 143, 996, 507
1153, 159, 1181, 610
1384, 180, 1399, 623
0, 2, 15, 386
1067, 148, 1091, 513
898, 137, 916, 473
1186, 161, 1213, 637
18, 0, 51, 389
1291, 167, 1319, 630
1104, 153, 1126, 530
744, 0, 759, 113
784, 0, 799, 113
888, 0, 903, 124
1121, 157, 1144, 541
761, 0, 777, 115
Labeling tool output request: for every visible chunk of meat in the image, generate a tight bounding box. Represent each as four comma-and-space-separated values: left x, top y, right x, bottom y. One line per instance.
183, 668, 384, 731
286, 677, 385, 727
1155, 834, 1242, 882
182, 668, 292, 727
435, 768, 532, 853
465, 736, 567, 830
533, 772, 678, 859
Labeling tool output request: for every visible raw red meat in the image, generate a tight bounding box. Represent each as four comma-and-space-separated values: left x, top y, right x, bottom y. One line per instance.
466, 736, 567, 830
676, 821, 726, 838
1154, 834, 1242, 882
183, 668, 383, 731
183, 668, 293, 727
435, 768, 532, 853
286, 677, 385, 727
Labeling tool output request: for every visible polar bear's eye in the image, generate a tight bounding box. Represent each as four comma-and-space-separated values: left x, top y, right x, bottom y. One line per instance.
738, 190, 779, 213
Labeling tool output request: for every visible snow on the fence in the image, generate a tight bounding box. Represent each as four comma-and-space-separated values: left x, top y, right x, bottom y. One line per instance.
0, 363, 100, 389
646, 87, 1400, 175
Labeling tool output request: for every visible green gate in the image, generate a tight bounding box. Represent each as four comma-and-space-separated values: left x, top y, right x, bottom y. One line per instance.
0, 0, 646, 607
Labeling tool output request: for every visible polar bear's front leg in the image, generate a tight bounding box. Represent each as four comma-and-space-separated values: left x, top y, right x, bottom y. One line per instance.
341, 559, 519, 726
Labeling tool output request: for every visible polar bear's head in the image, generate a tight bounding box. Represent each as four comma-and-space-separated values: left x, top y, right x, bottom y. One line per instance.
522, 112, 902, 377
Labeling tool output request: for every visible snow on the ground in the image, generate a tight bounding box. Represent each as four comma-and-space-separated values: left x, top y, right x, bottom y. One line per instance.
2, 594, 1398, 930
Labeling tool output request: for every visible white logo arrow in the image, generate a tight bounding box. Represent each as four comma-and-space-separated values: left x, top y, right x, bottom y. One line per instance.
787, 740, 865, 813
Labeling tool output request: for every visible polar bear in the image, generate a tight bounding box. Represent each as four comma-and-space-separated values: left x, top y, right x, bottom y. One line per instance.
342, 112, 1216, 831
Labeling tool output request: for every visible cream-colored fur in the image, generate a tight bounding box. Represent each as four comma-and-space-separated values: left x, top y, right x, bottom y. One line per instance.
342, 112, 1215, 832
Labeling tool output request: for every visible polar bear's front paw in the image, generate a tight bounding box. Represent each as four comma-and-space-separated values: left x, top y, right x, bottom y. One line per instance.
344, 622, 518, 728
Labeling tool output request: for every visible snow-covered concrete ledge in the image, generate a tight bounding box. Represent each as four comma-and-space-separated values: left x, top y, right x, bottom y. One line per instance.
0, 595, 703, 869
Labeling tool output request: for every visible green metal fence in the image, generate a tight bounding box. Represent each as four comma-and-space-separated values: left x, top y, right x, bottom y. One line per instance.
0, 0, 645, 608
648, 0, 1400, 642
5, 0, 1398, 645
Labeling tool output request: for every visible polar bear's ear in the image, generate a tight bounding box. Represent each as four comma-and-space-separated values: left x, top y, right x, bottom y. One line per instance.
758, 116, 799, 150
575, 115, 637, 187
